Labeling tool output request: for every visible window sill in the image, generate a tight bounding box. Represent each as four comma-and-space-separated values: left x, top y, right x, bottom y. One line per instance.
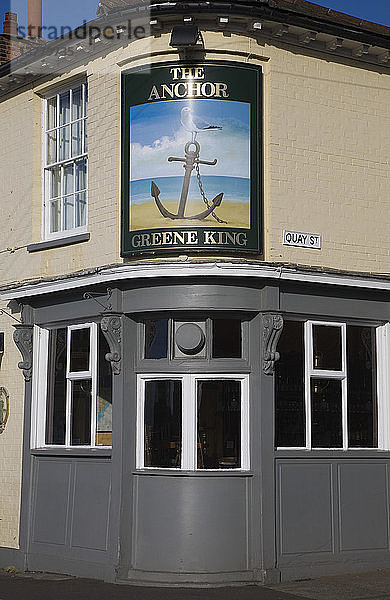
31, 447, 111, 457
133, 469, 254, 477
275, 448, 387, 459
27, 232, 90, 253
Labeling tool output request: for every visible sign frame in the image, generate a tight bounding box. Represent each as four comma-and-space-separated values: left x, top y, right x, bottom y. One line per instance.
121, 60, 263, 257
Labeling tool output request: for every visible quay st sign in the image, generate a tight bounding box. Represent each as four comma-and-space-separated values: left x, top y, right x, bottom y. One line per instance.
121, 62, 262, 256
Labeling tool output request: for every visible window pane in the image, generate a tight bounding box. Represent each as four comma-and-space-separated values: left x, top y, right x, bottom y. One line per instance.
212, 319, 242, 358
144, 380, 182, 468
83, 84, 88, 117
59, 91, 70, 125
59, 125, 70, 161
63, 163, 74, 195
311, 379, 342, 448
197, 380, 241, 469
144, 319, 168, 359
96, 330, 112, 446
70, 327, 90, 372
49, 199, 61, 233
46, 329, 67, 445
313, 325, 342, 371
75, 193, 87, 228
47, 97, 57, 130
49, 166, 61, 198
71, 121, 82, 157
347, 326, 377, 447
64, 196, 74, 230
84, 119, 88, 153
75, 159, 87, 191
71, 379, 92, 445
275, 321, 305, 447
47, 131, 57, 164
72, 86, 82, 121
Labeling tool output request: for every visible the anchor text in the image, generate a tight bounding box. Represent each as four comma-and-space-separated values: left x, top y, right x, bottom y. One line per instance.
148, 81, 229, 101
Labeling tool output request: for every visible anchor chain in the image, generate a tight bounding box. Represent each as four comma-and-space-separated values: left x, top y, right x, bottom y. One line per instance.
195, 161, 227, 224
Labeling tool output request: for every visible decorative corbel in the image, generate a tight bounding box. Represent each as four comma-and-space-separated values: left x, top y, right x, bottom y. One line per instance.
262, 313, 284, 375
13, 324, 34, 382
100, 314, 123, 375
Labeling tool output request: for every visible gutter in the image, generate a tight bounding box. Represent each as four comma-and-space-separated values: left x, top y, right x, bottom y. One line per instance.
2, 261, 390, 300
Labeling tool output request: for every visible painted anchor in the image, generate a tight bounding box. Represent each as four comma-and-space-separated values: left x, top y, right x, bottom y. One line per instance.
151, 140, 224, 221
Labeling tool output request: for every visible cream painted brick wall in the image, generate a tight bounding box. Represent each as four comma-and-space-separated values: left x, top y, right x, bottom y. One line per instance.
1, 32, 389, 289
263, 41, 390, 272
0, 302, 24, 549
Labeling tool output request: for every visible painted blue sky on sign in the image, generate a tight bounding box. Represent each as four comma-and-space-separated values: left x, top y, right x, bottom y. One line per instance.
130, 99, 250, 180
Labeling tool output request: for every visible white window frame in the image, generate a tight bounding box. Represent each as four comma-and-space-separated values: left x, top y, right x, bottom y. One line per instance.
136, 374, 250, 471
42, 80, 88, 241
31, 323, 111, 449
305, 320, 347, 450
278, 319, 382, 450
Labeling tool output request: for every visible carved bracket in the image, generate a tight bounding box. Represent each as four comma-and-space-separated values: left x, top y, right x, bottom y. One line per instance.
13, 324, 33, 382
100, 314, 123, 375
262, 313, 284, 375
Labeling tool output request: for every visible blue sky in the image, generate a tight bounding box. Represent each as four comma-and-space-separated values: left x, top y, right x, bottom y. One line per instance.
0, 0, 98, 36
0, 0, 388, 37
308, 1, 390, 26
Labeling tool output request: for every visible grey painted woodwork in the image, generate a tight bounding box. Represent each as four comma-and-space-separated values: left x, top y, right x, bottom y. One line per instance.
122, 283, 264, 313
13, 325, 33, 381
8, 277, 390, 585
276, 458, 390, 578
132, 474, 250, 573
281, 288, 390, 322
28, 457, 112, 571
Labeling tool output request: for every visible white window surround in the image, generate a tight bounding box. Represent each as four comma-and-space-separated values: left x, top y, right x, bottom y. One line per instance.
136, 374, 250, 471
305, 320, 347, 450
377, 323, 390, 449
277, 320, 388, 451
31, 323, 111, 449
42, 80, 88, 241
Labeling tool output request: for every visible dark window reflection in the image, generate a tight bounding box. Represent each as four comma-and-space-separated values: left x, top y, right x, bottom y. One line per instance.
275, 321, 305, 447
144, 380, 182, 467
212, 319, 242, 358
71, 379, 92, 445
96, 330, 112, 446
197, 380, 241, 469
313, 325, 342, 371
311, 379, 342, 448
145, 319, 169, 359
70, 327, 90, 372
46, 328, 67, 445
347, 325, 377, 447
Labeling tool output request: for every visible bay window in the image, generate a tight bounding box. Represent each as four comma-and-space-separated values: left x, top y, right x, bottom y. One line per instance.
276, 320, 378, 449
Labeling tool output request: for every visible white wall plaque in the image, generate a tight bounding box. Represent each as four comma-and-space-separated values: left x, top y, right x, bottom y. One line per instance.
283, 230, 321, 249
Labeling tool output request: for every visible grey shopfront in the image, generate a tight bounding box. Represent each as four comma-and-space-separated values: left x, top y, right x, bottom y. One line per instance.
5, 264, 390, 585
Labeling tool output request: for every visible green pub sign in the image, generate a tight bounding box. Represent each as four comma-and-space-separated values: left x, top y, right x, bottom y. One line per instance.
121, 62, 262, 256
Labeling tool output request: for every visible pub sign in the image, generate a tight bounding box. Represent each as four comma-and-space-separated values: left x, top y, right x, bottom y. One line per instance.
121, 62, 262, 256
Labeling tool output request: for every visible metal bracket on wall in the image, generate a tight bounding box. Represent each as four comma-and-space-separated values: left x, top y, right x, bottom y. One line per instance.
83, 288, 113, 312
262, 312, 284, 375
0, 386, 9, 434
100, 313, 123, 375
13, 324, 34, 382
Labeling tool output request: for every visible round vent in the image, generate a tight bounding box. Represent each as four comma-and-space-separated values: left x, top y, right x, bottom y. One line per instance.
175, 323, 205, 355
